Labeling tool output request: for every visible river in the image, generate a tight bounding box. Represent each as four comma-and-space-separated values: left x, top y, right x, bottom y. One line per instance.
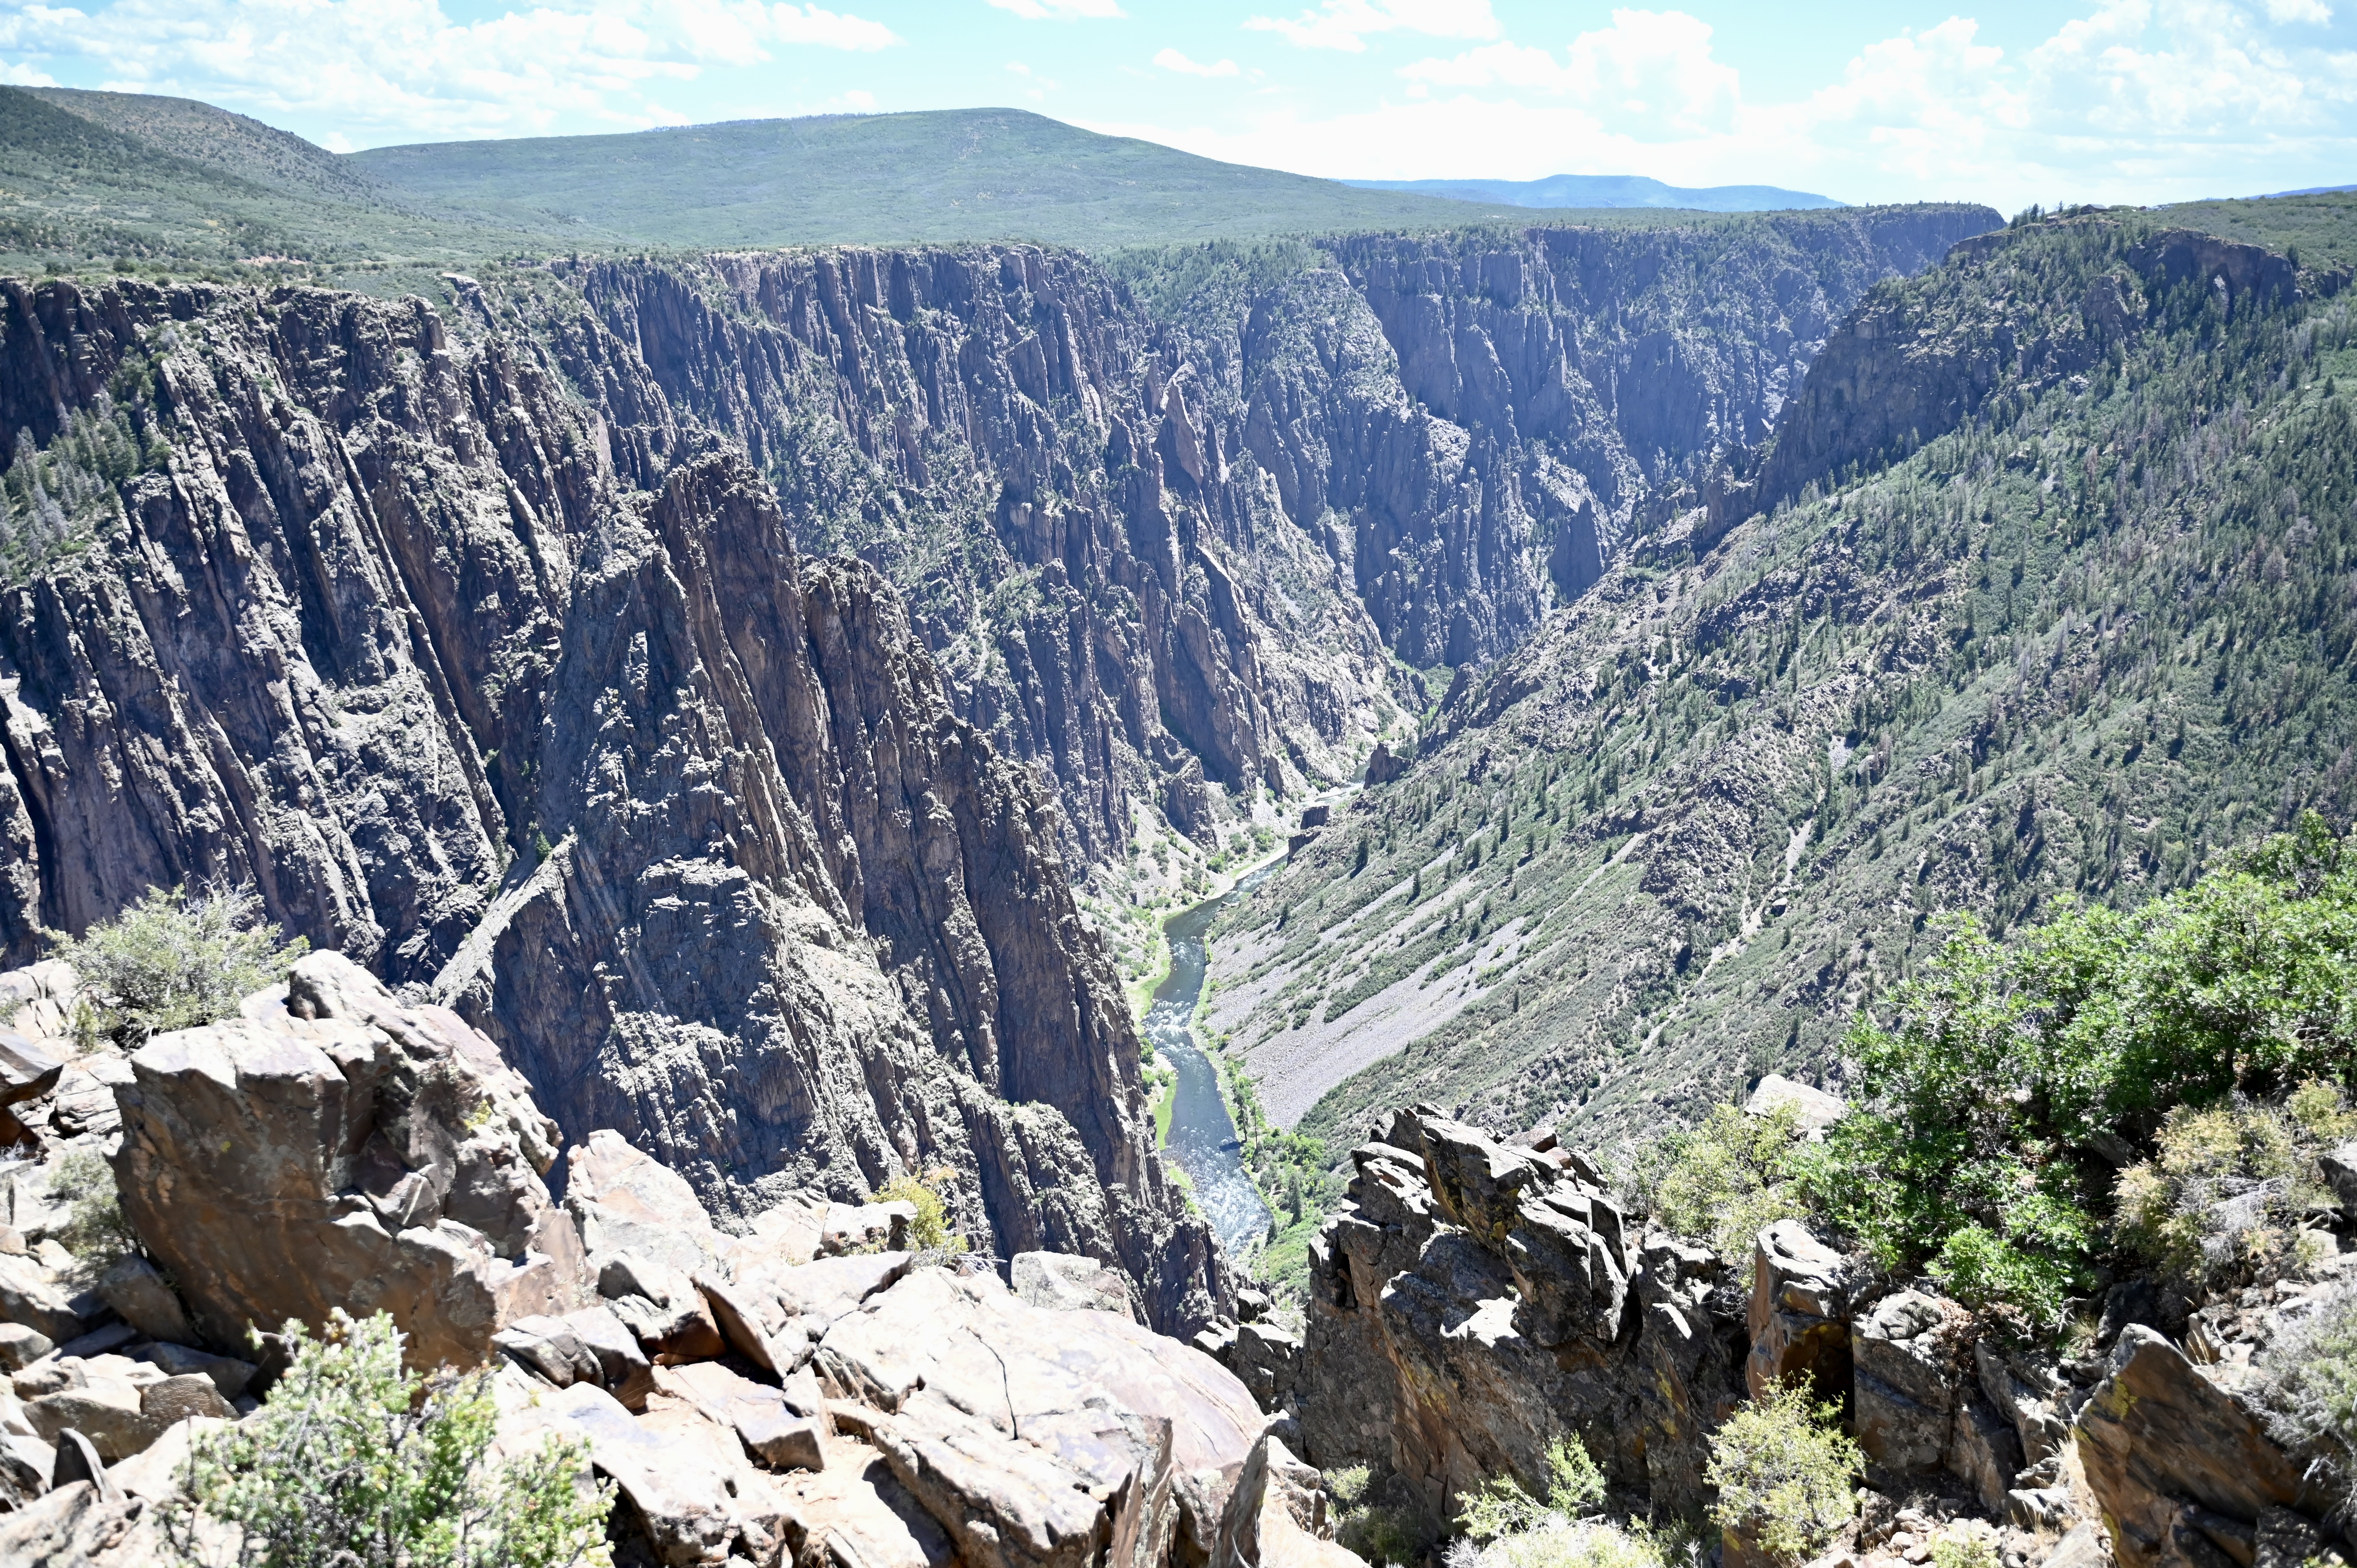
1145, 865, 1275, 1254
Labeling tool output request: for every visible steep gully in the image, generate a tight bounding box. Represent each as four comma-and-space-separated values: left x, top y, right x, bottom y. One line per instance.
0, 204, 1992, 1324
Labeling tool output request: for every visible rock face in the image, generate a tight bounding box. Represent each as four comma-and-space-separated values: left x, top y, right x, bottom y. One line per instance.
111, 950, 585, 1369
0, 274, 1219, 1329
2075, 1327, 2337, 1568
1279, 1105, 1746, 1518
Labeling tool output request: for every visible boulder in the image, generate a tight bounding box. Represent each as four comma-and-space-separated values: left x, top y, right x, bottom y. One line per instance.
0, 1035, 62, 1107
1743, 1075, 1848, 1134
563, 1305, 655, 1411
21, 1371, 149, 1461
1747, 1221, 1853, 1402
1501, 1186, 1629, 1349
0, 1429, 48, 1510
730, 1194, 828, 1273
1853, 1290, 1962, 1475
0, 1323, 52, 1371
94, 1257, 191, 1346
658, 1361, 829, 1472
1416, 1114, 1556, 1244
1226, 1322, 1305, 1414
564, 1130, 729, 1277
495, 1378, 785, 1566
2074, 1327, 2333, 1568
0, 1254, 80, 1344
592, 1248, 725, 1365
817, 1265, 1263, 1563
493, 1314, 602, 1388
695, 1269, 800, 1375
1013, 1251, 1143, 1322
130, 1342, 254, 1401
2322, 1142, 2357, 1217
111, 953, 587, 1370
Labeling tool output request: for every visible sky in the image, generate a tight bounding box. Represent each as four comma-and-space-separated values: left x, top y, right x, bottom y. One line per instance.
0, 0, 2349, 214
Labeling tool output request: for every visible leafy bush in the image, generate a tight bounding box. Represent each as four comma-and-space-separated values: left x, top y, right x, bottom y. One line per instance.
875, 1170, 968, 1257
1802, 813, 2357, 1319
45, 1147, 137, 1278
1331, 1465, 1442, 1568
163, 1310, 613, 1568
2258, 1283, 2357, 1507
2114, 1086, 2348, 1287
58, 883, 307, 1048
1640, 1102, 1807, 1263
1929, 1527, 2003, 1568
1704, 1383, 1864, 1568
1470, 1519, 1673, 1568
1456, 1438, 1607, 1541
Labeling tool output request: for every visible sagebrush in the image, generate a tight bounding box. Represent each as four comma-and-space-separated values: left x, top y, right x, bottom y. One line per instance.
58, 883, 307, 1048
163, 1310, 613, 1568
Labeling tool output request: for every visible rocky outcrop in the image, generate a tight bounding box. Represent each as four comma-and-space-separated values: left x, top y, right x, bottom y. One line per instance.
1276, 1105, 1745, 1518
2076, 1326, 2339, 1568
0, 275, 1221, 1330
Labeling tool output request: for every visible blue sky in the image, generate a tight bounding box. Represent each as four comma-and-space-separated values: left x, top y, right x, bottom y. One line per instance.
0, 0, 2349, 212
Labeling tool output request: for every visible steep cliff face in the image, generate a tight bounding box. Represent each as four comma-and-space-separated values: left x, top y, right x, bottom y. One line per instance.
0, 274, 1226, 1330
549, 249, 1404, 865
1166, 207, 2002, 671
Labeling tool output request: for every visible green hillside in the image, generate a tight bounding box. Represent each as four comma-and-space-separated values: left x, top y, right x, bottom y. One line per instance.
1205, 196, 2357, 1172
347, 108, 1524, 250
0, 85, 538, 278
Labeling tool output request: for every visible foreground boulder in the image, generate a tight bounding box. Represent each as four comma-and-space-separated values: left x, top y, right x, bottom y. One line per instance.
111, 951, 587, 1369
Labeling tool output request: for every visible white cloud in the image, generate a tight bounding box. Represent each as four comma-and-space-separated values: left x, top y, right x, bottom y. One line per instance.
0, 0, 900, 143
1154, 47, 1239, 78
1093, 0, 2357, 213
0, 59, 57, 85
1401, 11, 1737, 138
985, 0, 1124, 19
1244, 0, 1500, 55
2267, 0, 2333, 23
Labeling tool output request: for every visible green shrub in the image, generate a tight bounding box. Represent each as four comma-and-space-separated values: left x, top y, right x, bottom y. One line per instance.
1456, 1438, 1606, 1541
1641, 1102, 1807, 1263
1929, 1527, 2002, 1568
1801, 812, 2357, 1316
2114, 1088, 2345, 1286
1330, 1464, 1441, 1567
58, 883, 307, 1048
876, 1170, 968, 1257
2258, 1283, 2357, 1506
46, 1147, 138, 1278
1475, 1519, 1671, 1568
163, 1310, 613, 1568
1704, 1383, 1863, 1568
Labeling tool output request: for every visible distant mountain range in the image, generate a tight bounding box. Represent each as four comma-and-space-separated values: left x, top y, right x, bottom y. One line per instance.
1342, 173, 1843, 212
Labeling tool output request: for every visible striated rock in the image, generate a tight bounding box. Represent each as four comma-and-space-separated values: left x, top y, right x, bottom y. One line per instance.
2074, 1328, 2333, 1568
110, 954, 586, 1370
1012, 1250, 1144, 1323
1214, 1430, 1365, 1568
1853, 1289, 1962, 1476
1747, 1221, 1853, 1403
